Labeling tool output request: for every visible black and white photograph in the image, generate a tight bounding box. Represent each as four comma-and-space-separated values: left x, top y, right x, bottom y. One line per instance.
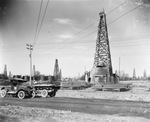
0, 0, 150, 121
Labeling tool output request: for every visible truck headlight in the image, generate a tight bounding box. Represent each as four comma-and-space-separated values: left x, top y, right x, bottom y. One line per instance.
14, 87, 17, 90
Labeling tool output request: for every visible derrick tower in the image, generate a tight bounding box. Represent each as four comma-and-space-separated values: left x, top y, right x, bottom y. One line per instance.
53, 59, 60, 81
91, 11, 114, 84
3, 64, 7, 76
133, 68, 136, 79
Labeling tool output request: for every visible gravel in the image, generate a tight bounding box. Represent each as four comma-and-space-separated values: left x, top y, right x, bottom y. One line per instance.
56, 80, 150, 102
0, 105, 150, 122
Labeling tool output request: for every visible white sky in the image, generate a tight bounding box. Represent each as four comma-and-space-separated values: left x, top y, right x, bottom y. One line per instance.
0, 0, 150, 77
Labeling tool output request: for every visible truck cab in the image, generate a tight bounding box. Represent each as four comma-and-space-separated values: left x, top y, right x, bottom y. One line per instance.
0, 78, 35, 99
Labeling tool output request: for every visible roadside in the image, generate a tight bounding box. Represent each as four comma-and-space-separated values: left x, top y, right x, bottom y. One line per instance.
0, 105, 150, 122
57, 80, 150, 102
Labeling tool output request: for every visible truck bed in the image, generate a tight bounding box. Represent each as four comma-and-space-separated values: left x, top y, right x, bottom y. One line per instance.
33, 84, 60, 90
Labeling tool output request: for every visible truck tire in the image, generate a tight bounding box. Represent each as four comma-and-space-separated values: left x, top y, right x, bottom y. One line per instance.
0, 89, 7, 98
49, 91, 56, 97
31, 91, 36, 98
41, 90, 48, 98
17, 90, 26, 99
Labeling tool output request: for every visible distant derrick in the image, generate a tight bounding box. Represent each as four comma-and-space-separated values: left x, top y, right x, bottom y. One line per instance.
3, 64, 7, 77
9, 71, 12, 79
53, 59, 61, 81
133, 68, 136, 79
142, 69, 147, 80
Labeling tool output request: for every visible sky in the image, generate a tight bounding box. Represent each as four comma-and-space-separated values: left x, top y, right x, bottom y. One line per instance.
0, 0, 150, 77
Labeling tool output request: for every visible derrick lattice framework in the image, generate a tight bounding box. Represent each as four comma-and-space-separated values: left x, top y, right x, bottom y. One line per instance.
93, 11, 113, 75
53, 59, 60, 80
4, 64, 7, 76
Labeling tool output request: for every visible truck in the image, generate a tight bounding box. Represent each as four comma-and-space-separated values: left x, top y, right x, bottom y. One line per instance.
0, 78, 35, 99
0, 78, 60, 99
33, 83, 60, 98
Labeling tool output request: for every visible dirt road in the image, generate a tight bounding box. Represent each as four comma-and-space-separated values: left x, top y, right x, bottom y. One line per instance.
0, 96, 150, 119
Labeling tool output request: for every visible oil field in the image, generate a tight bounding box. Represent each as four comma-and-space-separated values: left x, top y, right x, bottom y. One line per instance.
0, 0, 150, 122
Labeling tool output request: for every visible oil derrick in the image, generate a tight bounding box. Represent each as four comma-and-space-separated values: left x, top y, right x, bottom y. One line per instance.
8, 71, 12, 79
3, 64, 7, 77
53, 59, 60, 81
142, 69, 147, 80
133, 68, 136, 79
91, 11, 117, 84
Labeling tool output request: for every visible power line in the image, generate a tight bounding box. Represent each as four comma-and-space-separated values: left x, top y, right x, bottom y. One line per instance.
49, 0, 149, 51
108, 1, 149, 25
30, 34, 150, 46
107, 0, 126, 15
33, 0, 43, 48
52, 34, 150, 50
45, 1, 127, 51
4, 36, 150, 52
33, 0, 49, 49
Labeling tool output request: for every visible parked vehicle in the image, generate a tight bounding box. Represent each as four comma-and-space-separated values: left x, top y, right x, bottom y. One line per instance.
0, 77, 61, 99
0, 78, 35, 99
33, 82, 60, 98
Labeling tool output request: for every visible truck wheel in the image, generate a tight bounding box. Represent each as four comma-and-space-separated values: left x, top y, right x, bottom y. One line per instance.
31, 91, 36, 98
49, 91, 56, 97
41, 90, 48, 98
0, 89, 6, 98
17, 90, 26, 99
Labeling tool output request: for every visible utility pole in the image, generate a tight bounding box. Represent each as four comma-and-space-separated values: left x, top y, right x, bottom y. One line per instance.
33, 65, 36, 81
26, 44, 33, 86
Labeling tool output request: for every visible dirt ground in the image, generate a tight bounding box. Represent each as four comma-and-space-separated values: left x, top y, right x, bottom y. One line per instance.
0, 105, 150, 122
0, 80, 150, 122
57, 80, 150, 102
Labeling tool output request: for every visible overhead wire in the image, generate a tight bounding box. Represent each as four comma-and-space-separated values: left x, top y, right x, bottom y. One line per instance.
56, 36, 150, 45
33, 0, 50, 50
9, 1, 149, 52
107, 2, 149, 25
49, 0, 149, 51
107, 0, 126, 15
34, 34, 150, 45
32, 0, 43, 48
45, 1, 127, 51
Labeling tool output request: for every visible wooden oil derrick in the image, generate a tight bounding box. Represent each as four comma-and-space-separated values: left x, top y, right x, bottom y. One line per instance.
91, 11, 117, 84
132, 68, 136, 80
53, 59, 60, 81
3, 64, 7, 77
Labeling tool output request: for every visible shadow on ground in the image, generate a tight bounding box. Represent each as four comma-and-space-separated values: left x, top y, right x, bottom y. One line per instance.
0, 114, 20, 122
